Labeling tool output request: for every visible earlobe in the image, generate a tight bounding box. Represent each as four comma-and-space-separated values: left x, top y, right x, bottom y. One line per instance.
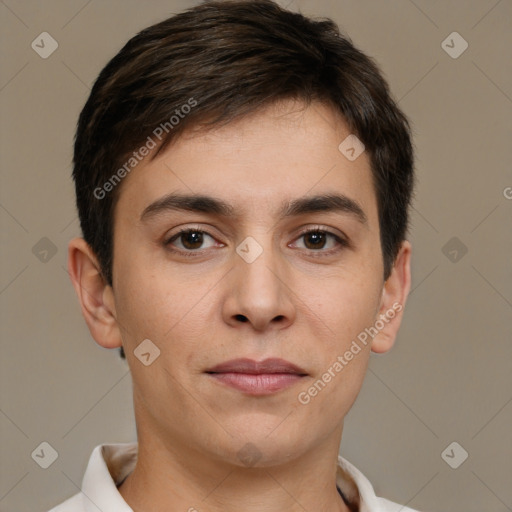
371, 240, 412, 354
67, 237, 123, 349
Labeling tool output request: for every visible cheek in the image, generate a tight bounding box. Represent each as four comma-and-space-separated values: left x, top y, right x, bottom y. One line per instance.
301, 271, 381, 415
114, 253, 217, 354
305, 269, 381, 344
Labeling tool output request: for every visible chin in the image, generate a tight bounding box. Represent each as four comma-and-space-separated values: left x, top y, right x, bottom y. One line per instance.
215, 427, 307, 469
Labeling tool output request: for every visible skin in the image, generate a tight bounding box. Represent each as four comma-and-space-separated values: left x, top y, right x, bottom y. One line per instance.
68, 99, 411, 512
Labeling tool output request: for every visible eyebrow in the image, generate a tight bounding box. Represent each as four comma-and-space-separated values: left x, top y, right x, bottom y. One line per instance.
139, 192, 368, 225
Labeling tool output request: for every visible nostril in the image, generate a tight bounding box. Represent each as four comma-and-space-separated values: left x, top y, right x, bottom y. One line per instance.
235, 314, 248, 322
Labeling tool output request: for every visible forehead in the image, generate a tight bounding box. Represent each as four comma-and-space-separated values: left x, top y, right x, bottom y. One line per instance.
114, 100, 377, 226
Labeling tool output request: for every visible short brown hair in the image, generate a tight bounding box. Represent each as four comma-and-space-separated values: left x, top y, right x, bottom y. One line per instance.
73, 0, 414, 289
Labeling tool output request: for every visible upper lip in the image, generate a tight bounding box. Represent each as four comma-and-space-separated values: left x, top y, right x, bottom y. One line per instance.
206, 358, 307, 375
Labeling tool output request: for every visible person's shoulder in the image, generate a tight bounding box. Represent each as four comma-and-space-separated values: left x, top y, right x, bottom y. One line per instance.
47, 491, 84, 512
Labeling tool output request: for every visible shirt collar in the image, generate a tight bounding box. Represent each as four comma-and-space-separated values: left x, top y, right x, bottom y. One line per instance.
82, 443, 136, 512
80, 443, 385, 512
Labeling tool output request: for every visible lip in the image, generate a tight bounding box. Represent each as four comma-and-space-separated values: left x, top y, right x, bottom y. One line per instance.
206, 358, 307, 375
205, 358, 308, 395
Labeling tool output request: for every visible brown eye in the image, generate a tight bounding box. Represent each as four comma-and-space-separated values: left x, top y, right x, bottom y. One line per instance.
166, 229, 217, 252
303, 231, 327, 250
292, 228, 347, 253
179, 230, 204, 250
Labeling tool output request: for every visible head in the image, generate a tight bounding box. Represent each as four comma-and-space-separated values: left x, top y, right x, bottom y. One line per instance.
68, 0, 413, 467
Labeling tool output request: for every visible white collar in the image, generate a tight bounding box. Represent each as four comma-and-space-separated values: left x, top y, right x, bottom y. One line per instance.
75, 443, 416, 512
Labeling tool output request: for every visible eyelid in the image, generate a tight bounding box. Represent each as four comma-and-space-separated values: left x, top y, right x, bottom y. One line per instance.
294, 224, 348, 240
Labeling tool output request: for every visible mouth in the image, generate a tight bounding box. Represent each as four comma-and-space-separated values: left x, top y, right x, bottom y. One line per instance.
205, 358, 308, 395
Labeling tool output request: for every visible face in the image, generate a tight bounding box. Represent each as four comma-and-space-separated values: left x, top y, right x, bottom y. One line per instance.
87, 100, 405, 467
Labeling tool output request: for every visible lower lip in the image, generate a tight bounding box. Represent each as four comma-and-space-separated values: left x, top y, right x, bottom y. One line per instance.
208, 372, 304, 395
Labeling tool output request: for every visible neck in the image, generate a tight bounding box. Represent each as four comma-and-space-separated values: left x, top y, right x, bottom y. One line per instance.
118, 432, 351, 512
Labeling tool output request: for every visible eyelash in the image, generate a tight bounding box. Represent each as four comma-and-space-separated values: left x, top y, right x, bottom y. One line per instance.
164, 226, 349, 258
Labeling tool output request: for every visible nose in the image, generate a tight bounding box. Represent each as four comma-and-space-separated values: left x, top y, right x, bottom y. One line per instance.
221, 239, 296, 332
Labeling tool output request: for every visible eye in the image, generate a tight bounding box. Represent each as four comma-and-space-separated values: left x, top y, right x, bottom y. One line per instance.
164, 225, 349, 258
165, 228, 219, 253
291, 227, 349, 253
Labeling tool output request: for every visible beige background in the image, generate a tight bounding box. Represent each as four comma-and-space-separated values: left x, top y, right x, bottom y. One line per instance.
1, 0, 511, 511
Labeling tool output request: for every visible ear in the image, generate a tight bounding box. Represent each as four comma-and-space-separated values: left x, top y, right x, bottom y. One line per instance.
371, 240, 412, 354
67, 237, 122, 349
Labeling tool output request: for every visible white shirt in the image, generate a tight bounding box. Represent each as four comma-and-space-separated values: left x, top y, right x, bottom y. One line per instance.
48, 443, 420, 512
